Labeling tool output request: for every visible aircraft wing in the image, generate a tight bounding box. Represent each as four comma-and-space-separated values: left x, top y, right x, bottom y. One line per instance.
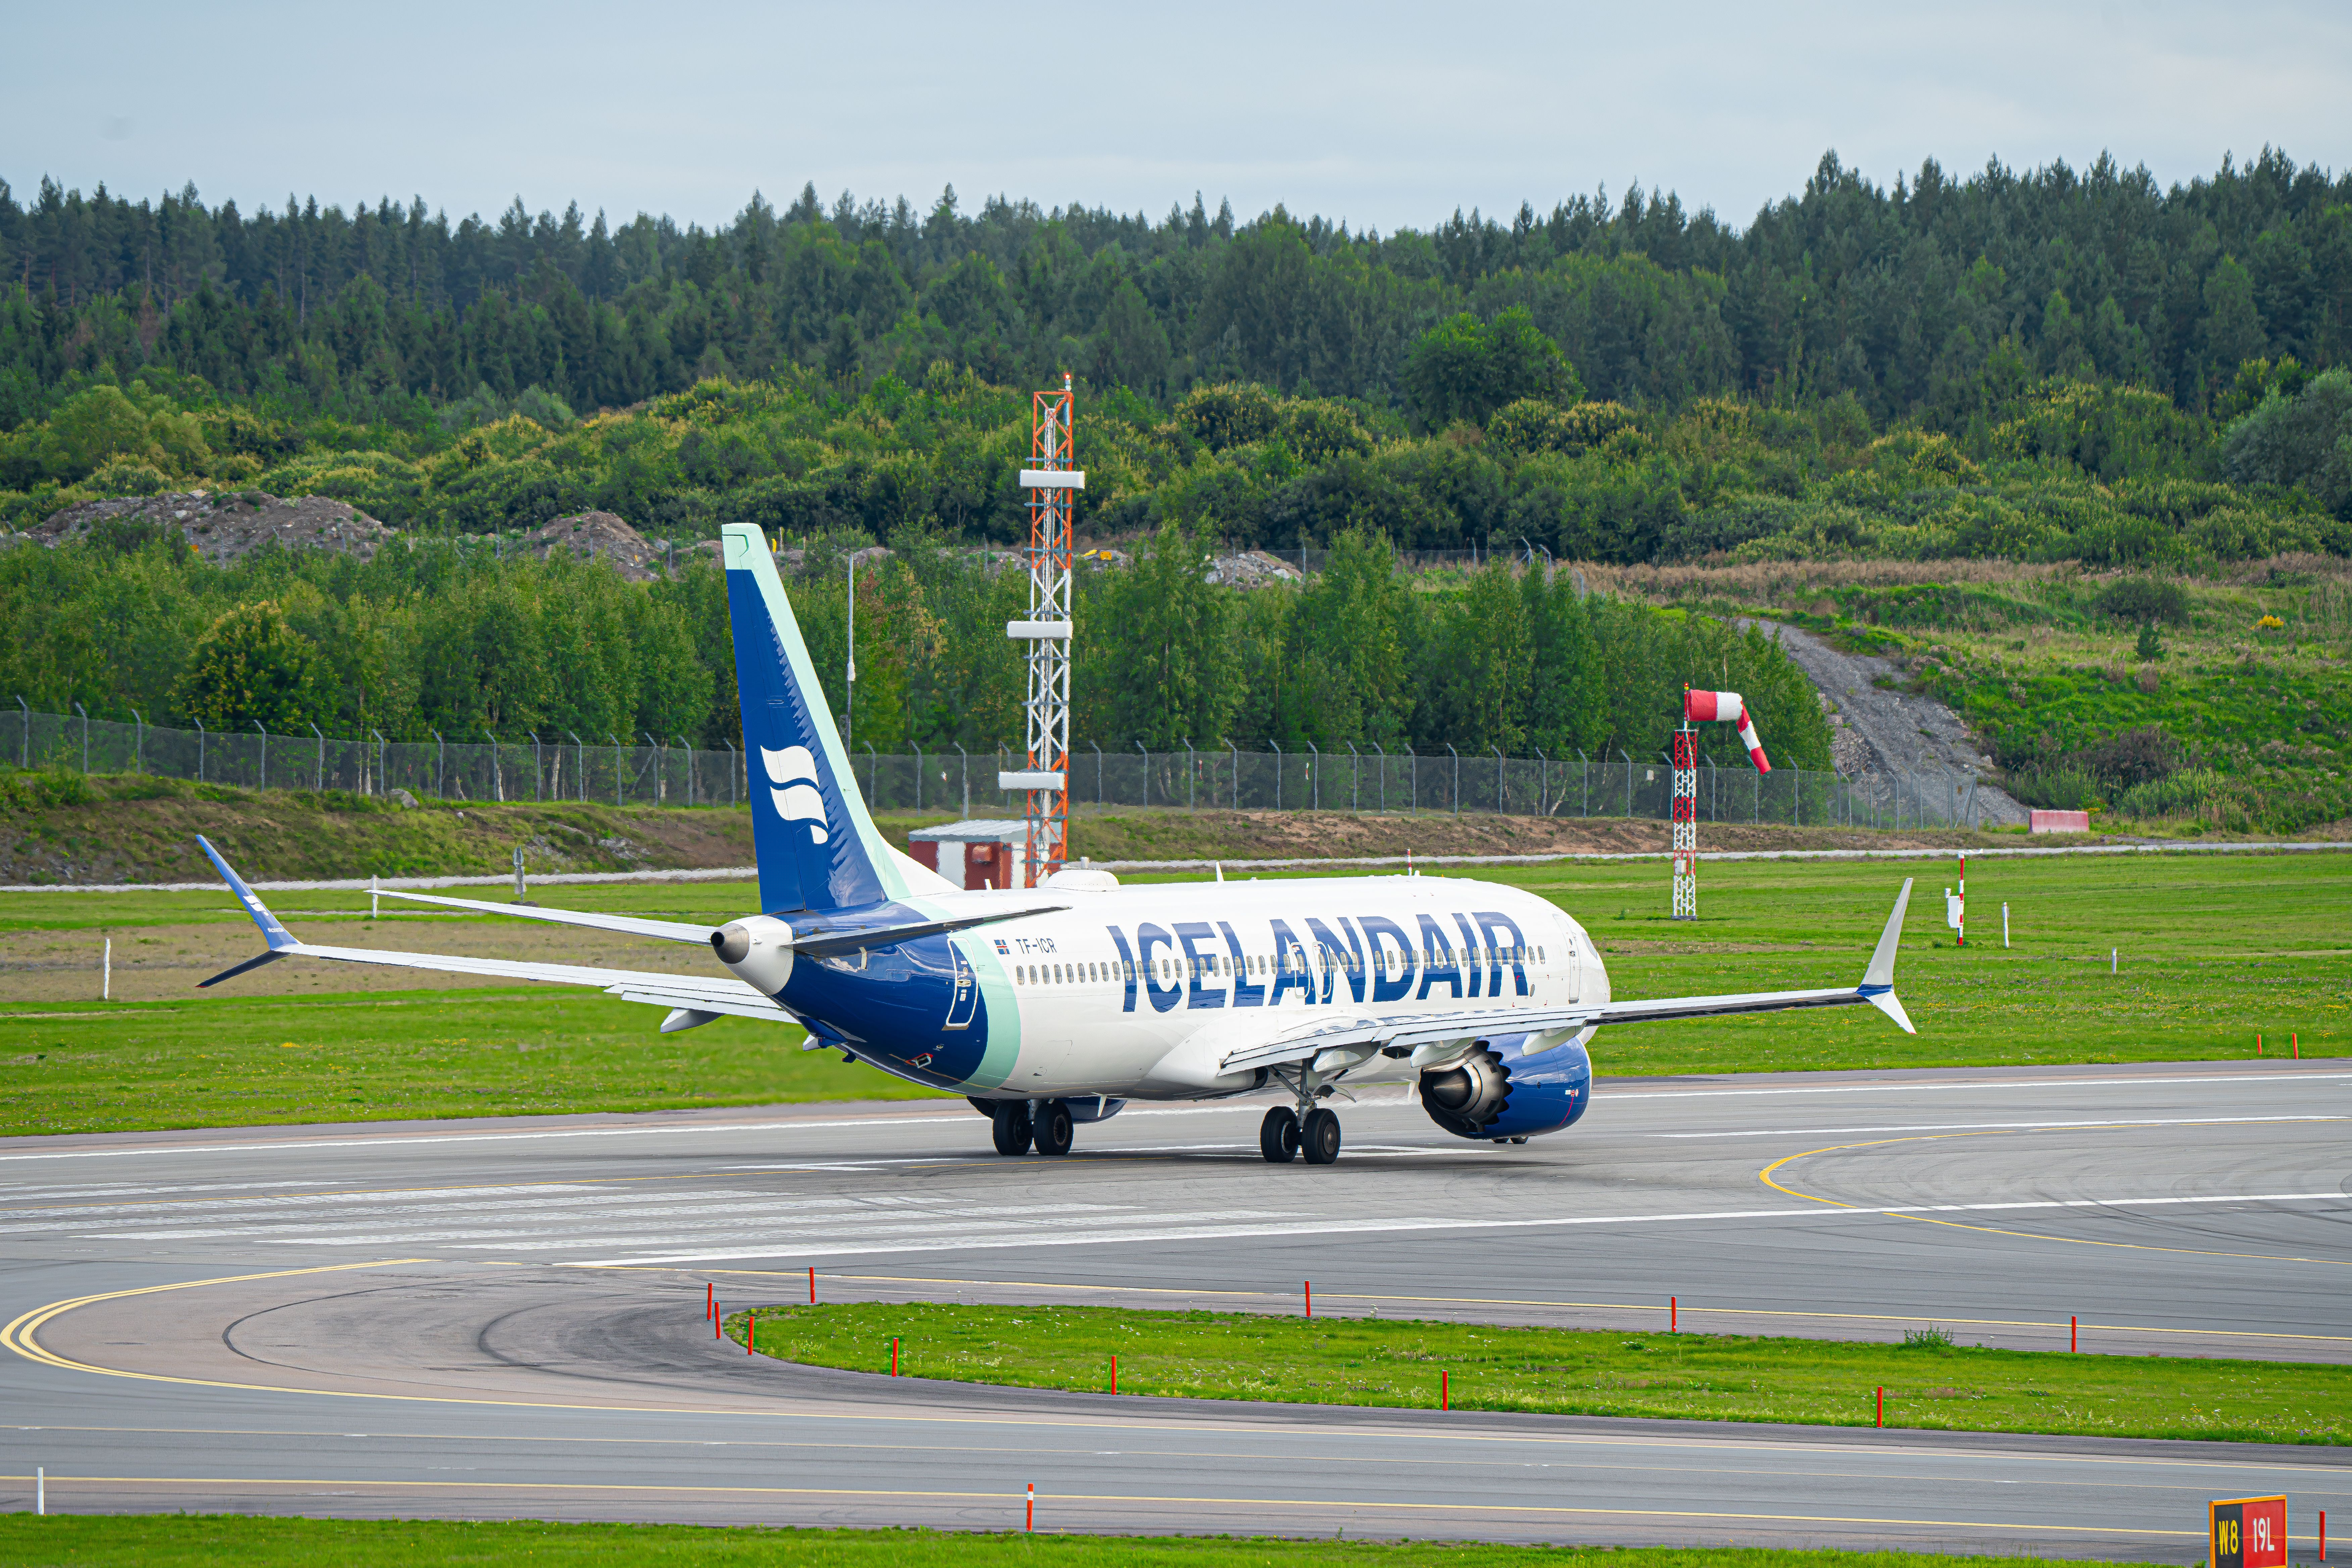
1219, 879, 1916, 1075
377, 887, 719, 944
193, 837, 794, 1032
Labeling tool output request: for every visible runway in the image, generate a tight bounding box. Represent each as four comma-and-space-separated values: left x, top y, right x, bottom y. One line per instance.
3, 1059, 2347, 1557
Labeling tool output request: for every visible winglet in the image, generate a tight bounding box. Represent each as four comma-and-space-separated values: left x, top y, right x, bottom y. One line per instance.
198, 836, 297, 949
1858, 877, 1915, 1034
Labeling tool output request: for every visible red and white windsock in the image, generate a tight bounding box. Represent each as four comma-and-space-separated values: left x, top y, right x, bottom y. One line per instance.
1684, 689, 1772, 773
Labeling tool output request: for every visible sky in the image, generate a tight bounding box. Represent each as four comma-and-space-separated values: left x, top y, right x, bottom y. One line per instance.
6, 0, 2346, 236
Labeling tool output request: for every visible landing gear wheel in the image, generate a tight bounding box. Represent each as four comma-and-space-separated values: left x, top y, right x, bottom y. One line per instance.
991, 1101, 1033, 1155
1033, 1099, 1075, 1156
1301, 1107, 1342, 1165
1259, 1105, 1300, 1163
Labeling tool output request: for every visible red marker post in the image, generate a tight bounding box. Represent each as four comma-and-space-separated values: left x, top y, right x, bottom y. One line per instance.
1441, 1371, 1449, 1411
1026, 1482, 1035, 1532
1876, 1386, 1884, 1428
2071, 1315, 2078, 1353
1304, 1281, 1312, 1318
1670, 1296, 1677, 1333
892, 1337, 900, 1377
2210, 1495, 2288, 1568
808, 1266, 816, 1305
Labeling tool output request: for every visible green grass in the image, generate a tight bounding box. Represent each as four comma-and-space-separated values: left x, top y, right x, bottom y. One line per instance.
736, 1303, 2349, 1446
3, 847, 2343, 1135
0, 1517, 2178, 1567
0, 989, 935, 1135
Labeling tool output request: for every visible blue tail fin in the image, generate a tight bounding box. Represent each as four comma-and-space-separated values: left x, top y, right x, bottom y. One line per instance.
722, 524, 910, 914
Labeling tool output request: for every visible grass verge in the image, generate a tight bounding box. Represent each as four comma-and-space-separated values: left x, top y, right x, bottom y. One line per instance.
735, 1303, 2350, 1446
0, 1517, 2177, 1567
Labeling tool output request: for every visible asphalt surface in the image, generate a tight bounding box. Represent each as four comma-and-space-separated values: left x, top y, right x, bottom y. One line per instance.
3, 1059, 2347, 1558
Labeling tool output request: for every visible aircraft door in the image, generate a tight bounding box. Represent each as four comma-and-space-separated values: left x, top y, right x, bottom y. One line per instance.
943, 940, 979, 1029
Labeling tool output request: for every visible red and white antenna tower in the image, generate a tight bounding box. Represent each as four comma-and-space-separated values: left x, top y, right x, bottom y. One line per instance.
1001, 376, 1081, 887
1675, 688, 1773, 920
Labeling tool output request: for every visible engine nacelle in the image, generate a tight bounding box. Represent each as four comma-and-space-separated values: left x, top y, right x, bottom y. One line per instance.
1418, 1034, 1593, 1141
711, 914, 797, 996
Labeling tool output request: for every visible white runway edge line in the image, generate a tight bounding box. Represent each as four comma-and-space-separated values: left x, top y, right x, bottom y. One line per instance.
3, 1073, 2347, 1164
572, 1191, 2352, 1267
1655, 1115, 2352, 1138
9, 836, 2350, 891
1097, 840, 2352, 872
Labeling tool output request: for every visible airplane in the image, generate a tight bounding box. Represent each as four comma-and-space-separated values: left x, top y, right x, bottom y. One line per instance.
197, 522, 1918, 1165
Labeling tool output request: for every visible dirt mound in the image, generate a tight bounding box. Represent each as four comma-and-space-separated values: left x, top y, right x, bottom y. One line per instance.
521, 511, 667, 581
1206, 549, 1306, 587
32, 490, 395, 566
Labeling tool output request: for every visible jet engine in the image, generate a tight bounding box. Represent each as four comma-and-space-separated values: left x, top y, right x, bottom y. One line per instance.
711, 914, 797, 995
1417, 1034, 1594, 1142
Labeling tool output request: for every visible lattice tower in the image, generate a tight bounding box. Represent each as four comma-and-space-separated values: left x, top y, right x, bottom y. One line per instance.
1017, 377, 1076, 886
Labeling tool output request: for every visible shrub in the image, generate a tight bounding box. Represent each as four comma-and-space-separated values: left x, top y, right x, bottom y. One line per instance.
2091, 577, 2189, 626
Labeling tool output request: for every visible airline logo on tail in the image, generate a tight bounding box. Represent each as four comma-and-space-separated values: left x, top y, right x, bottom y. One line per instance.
762, 744, 829, 843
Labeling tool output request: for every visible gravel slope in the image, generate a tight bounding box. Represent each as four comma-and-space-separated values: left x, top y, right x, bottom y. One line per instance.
1745, 618, 2029, 827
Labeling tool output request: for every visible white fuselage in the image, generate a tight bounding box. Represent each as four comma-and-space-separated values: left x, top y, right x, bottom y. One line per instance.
916, 873, 1607, 1100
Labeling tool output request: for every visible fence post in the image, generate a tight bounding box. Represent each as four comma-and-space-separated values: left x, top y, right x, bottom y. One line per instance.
432, 730, 445, 798
132, 708, 145, 775
1132, 740, 1145, 807
1346, 742, 1359, 812
566, 731, 584, 801
609, 734, 623, 804
14, 695, 25, 769
720, 739, 734, 808
1305, 739, 1319, 810
1492, 745, 1505, 814
494, 730, 509, 802
1269, 739, 1283, 810
1446, 743, 1459, 815
1091, 740, 1102, 805
370, 728, 385, 796
958, 742, 970, 814
1372, 741, 1386, 813
1577, 748, 1587, 817
75, 701, 89, 773
676, 735, 692, 806
312, 722, 325, 790
1405, 745, 1416, 814
254, 719, 267, 790
643, 732, 662, 803
1620, 748, 1632, 817
1536, 747, 1546, 815
1183, 740, 1195, 808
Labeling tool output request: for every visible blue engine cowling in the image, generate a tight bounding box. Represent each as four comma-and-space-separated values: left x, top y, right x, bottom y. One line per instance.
1418, 1034, 1592, 1141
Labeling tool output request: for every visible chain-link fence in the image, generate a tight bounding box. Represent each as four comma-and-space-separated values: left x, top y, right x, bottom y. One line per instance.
8, 705, 1988, 830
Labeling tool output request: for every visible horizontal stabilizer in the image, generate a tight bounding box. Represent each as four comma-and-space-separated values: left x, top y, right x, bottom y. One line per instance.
787, 904, 1067, 958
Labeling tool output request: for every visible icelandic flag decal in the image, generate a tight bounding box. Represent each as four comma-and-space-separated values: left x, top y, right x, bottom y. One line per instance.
993, 938, 1010, 954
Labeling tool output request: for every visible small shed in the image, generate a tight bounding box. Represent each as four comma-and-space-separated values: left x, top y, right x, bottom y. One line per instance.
907, 819, 1030, 890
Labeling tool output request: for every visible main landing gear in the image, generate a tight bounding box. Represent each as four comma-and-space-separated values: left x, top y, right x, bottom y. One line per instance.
990, 1099, 1075, 1157
1260, 1072, 1342, 1165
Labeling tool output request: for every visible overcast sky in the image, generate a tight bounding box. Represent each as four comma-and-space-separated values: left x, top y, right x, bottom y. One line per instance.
7, 0, 2345, 237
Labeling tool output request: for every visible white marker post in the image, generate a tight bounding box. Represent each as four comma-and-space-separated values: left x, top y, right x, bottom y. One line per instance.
371, 874, 380, 919
102, 938, 110, 1000
2002, 902, 2010, 948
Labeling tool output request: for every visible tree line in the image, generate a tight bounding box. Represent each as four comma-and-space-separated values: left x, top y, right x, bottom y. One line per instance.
3, 146, 2348, 442
0, 518, 1830, 772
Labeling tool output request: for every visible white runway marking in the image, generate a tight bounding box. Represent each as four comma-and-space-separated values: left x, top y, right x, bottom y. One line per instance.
1654, 1116, 2351, 1138
579, 1191, 2352, 1267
